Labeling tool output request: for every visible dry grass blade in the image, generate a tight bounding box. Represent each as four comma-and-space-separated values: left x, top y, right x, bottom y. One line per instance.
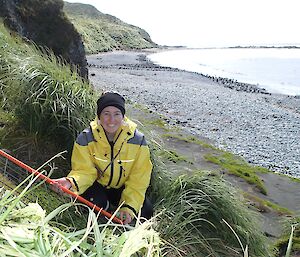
285, 225, 295, 257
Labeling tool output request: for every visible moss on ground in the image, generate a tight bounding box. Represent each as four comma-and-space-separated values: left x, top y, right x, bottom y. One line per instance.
162, 133, 270, 195
163, 133, 216, 149
277, 172, 300, 183
147, 119, 169, 130
160, 149, 192, 164
244, 192, 293, 215
204, 152, 268, 195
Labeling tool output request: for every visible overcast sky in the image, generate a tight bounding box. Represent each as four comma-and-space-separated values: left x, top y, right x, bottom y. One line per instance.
65, 0, 300, 48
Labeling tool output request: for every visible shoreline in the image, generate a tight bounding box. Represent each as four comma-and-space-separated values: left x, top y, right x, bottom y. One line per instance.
87, 50, 300, 178
147, 47, 300, 98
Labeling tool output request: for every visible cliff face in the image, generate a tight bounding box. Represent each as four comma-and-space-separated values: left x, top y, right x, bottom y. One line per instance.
0, 0, 88, 79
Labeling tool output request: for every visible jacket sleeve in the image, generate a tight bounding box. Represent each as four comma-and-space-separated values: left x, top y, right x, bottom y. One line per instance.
119, 143, 153, 217
67, 140, 98, 195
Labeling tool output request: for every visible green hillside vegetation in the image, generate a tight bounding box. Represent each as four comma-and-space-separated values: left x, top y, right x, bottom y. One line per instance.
0, 20, 95, 165
1, 21, 299, 256
63, 2, 158, 54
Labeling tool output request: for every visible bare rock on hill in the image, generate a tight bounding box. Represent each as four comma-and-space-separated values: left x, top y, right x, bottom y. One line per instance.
0, 0, 88, 79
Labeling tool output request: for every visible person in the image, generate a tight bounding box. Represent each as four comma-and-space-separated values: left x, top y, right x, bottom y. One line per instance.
54, 92, 153, 224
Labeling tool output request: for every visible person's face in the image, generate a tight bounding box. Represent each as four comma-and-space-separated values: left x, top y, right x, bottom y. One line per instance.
99, 106, 124, 135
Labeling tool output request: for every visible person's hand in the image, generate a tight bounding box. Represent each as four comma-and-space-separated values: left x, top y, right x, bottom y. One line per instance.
51, 177, 72, 195
118, 210, 132, 225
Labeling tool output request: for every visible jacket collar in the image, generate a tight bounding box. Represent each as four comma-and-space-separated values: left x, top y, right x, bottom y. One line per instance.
90, 116, 137, 145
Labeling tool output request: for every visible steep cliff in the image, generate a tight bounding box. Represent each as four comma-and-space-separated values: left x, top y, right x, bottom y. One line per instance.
0, 0, 88, 79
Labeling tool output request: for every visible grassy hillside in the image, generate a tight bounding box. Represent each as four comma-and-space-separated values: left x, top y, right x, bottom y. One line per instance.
63, 2, 158, 54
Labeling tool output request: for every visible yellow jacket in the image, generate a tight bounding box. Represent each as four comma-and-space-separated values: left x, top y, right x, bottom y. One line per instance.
67, 117, 153, 217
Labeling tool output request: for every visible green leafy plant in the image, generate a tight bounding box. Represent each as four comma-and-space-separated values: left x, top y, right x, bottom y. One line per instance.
0, 169, 162, 256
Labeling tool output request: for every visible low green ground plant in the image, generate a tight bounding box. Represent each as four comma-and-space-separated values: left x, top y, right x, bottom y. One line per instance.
243, 192, 293, 215
160, 149, 192, 164
163, 133, 216, 149
205, 152, 268, 194
147, 118, 169, 130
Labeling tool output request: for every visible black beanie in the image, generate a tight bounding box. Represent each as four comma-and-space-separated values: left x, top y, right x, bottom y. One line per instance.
97, 92, 125, 117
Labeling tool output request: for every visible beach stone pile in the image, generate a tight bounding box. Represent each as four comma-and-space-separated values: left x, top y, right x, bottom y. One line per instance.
88, 51, 300, 178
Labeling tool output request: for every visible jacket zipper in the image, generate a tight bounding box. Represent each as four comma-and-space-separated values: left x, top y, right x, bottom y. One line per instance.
116, 165, 123, 187
105, 130, 123, 187
106, 141, 114, 187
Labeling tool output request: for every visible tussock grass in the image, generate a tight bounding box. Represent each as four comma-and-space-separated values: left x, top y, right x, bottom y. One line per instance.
150, 170, 270, 257
0, 22, 96, 154
143, 136, 270, 257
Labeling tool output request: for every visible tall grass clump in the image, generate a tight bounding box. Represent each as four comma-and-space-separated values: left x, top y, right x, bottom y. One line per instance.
0, 22, 96, 151
146, 137, 270, 257
152, 171, 269, 256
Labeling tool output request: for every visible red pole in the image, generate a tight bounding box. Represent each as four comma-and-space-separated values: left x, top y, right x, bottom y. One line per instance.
0, 149, 123, 224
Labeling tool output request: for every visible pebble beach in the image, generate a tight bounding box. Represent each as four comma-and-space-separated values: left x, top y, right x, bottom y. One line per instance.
87, 50, 300, 178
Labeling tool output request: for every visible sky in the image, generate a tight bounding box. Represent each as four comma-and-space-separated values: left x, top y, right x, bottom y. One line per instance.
65, 0, 300, 48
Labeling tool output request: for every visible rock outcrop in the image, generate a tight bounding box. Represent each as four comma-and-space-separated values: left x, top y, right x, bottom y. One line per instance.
0, 0, 88, 79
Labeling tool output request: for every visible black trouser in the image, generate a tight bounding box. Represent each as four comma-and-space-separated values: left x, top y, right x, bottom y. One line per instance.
81, 181, 153, 220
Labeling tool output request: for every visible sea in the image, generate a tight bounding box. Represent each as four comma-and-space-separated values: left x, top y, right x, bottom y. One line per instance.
148, 48, 300, 96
